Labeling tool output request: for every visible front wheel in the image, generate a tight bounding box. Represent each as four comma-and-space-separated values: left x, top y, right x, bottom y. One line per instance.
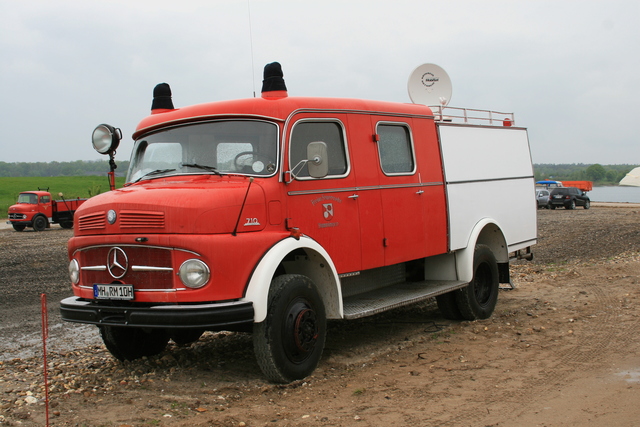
169, 328, 204, 346
253, 274, 327, 383
12, 224, 26, 232
100, 326, 169, 361
456, 244, 500, 320
33, 215, 47, 231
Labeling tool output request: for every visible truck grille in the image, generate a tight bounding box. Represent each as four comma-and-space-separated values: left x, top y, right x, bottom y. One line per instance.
79, 245, 174, 290
120, 210, 165, 228
77, 210, 165, 231
78, 211, 105, 230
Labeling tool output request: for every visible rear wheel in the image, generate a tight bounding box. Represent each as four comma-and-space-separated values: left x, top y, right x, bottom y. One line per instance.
100, 326, 169, 361
584, 200, 590, 209
436, 291, 463, 320
456, 244, 500, 320
60, 221, 73, 229
253, 274, 326, 383
33, 215, 47, 231
566, 200, 576, 210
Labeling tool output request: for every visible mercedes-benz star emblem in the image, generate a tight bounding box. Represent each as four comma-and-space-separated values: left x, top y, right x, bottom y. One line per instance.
107, 247, 128, 279
107, 209, 117, 225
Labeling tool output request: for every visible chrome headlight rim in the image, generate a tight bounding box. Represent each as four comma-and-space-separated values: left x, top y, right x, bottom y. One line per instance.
178, 259, 210, 289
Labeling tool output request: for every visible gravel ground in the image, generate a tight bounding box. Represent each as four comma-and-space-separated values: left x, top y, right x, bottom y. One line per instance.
1, 204, 639, 426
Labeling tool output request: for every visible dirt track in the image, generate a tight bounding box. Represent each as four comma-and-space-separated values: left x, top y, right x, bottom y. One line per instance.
1, 205, 640, 426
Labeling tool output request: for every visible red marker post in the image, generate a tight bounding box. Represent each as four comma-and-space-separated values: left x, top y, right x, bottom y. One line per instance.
41, 293, 50, 426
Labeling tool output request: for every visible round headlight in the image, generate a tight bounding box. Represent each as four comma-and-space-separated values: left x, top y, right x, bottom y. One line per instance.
92, 124, 122, 155
69, 259, 80, 284
178, 259, 210, 289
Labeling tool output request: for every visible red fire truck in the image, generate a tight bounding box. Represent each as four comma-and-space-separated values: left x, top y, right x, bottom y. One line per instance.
7, 190, 86, 231
60, 63, 537, 382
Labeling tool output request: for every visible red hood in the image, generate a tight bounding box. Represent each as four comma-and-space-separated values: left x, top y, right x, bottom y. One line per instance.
74, 175, 267, 235
8, 204, 37, 214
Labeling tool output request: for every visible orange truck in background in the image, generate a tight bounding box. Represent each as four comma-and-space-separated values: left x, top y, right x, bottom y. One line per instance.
7, 190, 86, 231
561, 181, 593, 192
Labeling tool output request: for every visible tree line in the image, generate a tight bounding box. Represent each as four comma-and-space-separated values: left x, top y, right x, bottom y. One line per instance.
0, 160, 130, 177
533, 164, 636, 185
0, 161, 636, 186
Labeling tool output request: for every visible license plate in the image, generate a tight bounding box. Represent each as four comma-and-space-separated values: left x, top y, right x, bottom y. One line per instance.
93, 284, 134, 300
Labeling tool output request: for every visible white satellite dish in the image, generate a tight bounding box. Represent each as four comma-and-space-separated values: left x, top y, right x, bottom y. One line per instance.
407, 63, 453, 107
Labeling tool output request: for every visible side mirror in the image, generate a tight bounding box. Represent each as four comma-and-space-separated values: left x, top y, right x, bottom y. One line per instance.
307, 141, 328, 178
287, 141, 329, 183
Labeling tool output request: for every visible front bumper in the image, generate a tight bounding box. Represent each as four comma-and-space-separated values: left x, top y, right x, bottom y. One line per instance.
7, 220, 32, 226
60, 297, 254, 330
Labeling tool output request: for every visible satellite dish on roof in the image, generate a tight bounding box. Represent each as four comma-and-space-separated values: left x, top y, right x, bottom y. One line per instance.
407, 63, 452, 107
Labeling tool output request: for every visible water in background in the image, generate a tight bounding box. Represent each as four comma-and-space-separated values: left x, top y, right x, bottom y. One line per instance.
589, 186, 640, 203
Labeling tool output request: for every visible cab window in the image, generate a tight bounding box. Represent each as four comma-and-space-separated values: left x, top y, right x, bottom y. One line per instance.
290, 120, 348, 178
376, 123, 415, 175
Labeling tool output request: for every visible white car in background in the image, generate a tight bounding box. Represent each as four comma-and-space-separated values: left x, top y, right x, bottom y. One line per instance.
536, 189, 550, 209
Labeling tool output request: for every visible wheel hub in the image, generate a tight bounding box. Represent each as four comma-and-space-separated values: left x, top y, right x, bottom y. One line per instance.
284, 300, 318, 362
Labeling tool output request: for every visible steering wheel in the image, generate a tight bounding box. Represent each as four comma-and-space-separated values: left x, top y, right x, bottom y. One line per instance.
233, 151, 275, 173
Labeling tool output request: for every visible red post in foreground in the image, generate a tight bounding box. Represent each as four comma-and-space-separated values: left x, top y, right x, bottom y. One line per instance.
41, 293, 50, 427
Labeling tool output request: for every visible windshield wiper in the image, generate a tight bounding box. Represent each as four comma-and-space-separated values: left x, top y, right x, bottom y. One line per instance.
133, 168, 176, 183
181, 163, 223, 175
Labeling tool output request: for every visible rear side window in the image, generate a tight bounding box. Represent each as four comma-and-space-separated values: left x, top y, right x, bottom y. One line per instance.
376, 123, 415, 175
290, 121, 348, 178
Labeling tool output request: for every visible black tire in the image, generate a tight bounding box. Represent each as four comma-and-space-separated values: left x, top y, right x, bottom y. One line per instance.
100, 326, 169, 361
33, 215, 47, 232
566, 200, 576, 210
253, 274, 327, 383
12, 224, 26, 232
456, 244, 500, 320
436, 291, 463, 320
550, 205, 556, 210
584, 200, 590, 210
169, 328, 204, 346
60, 221, 73, 229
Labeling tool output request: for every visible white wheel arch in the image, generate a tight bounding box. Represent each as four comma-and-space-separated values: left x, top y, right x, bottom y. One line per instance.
242, 236, 343, 323
454, 218, 508, 282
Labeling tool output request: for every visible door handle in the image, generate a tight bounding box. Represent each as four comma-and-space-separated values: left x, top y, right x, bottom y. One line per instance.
348, 194, 359, 199
416, 190, 424, 195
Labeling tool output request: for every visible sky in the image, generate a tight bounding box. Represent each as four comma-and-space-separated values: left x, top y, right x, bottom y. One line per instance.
1, 0, 638, 165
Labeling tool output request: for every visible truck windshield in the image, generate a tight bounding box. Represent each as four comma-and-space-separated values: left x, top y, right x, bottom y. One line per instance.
17, 193, 38, 204
126, 120, 278, 183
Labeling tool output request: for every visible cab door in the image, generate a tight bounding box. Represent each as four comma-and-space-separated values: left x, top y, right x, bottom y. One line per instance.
372, 117, 428, 265
285, 114, 362, 274
39, 194, 53, 219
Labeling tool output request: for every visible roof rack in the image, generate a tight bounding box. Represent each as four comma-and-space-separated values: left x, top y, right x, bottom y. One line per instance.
430, 105, 515, 126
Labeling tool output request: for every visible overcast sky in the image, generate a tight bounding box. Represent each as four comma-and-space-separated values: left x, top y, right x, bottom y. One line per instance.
1, 0, 638, 165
